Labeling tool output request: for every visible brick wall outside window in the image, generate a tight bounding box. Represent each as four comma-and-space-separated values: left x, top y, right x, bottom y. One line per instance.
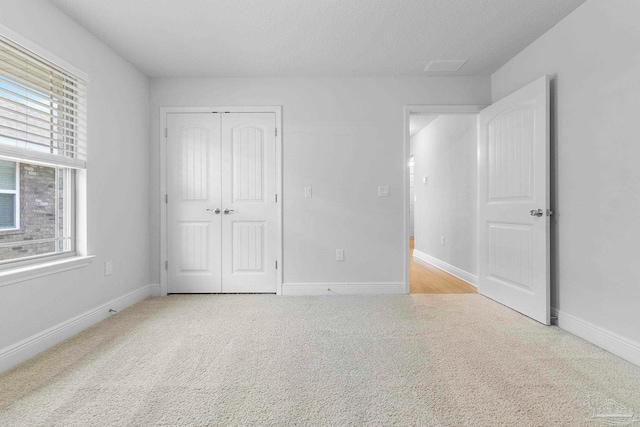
0, 164, 61, 261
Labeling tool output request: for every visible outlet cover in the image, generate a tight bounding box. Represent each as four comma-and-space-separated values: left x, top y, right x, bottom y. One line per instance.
105, 260, 113, 276
304, 187, 312, 198
378, 186, 390, 197
336, 249, 344, 261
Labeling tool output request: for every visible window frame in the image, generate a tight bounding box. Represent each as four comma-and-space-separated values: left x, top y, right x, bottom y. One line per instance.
0, 24, 90, 279
0, 163, 76, 268
0, 160, 20, 231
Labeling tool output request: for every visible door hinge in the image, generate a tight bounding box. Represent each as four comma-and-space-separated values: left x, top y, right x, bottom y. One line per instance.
165, 128, 167, 137
165, 260, 168, 270
275, 194, 278, 203
275, 260, 278, 269
275, 128, 278, 137
165, 194, 168, 204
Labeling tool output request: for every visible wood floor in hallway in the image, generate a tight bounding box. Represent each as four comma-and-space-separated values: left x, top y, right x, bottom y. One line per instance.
410, 239, 477, 294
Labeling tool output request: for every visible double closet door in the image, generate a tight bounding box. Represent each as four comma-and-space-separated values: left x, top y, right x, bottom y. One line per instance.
166, 112, 277, 293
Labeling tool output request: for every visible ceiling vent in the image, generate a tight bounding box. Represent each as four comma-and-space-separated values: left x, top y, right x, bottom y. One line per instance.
424, 60, 467, 72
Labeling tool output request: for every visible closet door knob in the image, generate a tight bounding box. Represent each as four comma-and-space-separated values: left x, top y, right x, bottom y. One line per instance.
207, 208, 221, 214
223, 209, 235, 215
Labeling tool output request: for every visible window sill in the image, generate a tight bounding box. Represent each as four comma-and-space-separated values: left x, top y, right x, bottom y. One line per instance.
0, 255, 95, 288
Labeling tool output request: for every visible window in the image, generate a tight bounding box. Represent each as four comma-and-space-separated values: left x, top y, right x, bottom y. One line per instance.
0, 160, 18, 230
0, 34, 86, 266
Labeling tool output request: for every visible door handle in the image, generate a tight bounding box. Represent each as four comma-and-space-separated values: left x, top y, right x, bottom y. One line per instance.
207, 208, 221, 214
223, 209, 235, 215
530, 209, 543, 217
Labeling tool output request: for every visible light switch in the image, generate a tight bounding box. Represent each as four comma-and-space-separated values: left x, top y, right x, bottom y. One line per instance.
304, 187, 312, 198
378, 186, 390, 197
105, 260, 113, 276
336, 249, 344, 261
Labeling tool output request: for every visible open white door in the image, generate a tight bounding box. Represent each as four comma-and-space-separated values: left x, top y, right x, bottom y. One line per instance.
478, 75, 551, 325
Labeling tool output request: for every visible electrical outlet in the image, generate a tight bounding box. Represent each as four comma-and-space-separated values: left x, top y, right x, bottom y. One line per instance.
440, 236, 445, 246
378, 186, 390, 197
105, 260, 113, 276
304, 187, 312, 198
336, 249, 344, 261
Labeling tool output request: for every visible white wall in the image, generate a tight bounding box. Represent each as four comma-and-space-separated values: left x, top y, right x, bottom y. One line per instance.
409, 160, 415, 238
150, 77, 490, 293
492, 0, 640, 352
0, 0, 151, 359
409, 136, 418, 238
411, 115, 477, 277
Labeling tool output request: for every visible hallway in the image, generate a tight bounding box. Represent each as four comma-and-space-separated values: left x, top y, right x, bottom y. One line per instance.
410, 239, 477, 294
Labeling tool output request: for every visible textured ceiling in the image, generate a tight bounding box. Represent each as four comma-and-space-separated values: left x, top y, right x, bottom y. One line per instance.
45, 0, 586, 78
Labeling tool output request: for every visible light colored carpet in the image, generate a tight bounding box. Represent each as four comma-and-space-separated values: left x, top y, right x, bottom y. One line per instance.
1, 294, 639, 426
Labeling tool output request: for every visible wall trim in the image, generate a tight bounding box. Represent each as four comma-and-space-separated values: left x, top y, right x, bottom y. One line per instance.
149, 283, 161, 296
552, 308, 640, 367
412, 249, 477, 287
282, 282, 405, 296
0, 255, 95, 288
0, 284, 156, 373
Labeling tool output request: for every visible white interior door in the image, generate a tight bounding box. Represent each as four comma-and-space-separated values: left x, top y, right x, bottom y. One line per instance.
167, 113, 222, 293
166, 112, 277, 293
221, 113, 277, 293
478, 75, 550, 325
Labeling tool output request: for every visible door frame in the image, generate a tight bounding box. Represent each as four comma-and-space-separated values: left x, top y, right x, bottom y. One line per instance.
402, 104, 486, 294
159, 106, 283, 296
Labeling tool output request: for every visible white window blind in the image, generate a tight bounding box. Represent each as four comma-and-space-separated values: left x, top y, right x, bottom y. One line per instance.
0, 34, 87, 169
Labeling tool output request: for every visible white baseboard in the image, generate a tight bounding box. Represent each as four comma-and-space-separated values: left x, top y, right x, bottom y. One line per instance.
282, 282, 406, 296
412, 249, 477, 287
149, 283, 161, 296
0, 284, 157, 373
552, 308, 640, 367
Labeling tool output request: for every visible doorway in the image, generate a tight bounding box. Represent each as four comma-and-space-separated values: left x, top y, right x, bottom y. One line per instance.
404, 106, 483, 294
408, 112, 479, 294
160, 107, 283, 295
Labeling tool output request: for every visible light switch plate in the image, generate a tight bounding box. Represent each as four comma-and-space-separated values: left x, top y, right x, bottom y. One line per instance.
105, 260, 113, 276
336, 249, 344, 261
304, 187, 312, 198
378, 186, 390, 197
